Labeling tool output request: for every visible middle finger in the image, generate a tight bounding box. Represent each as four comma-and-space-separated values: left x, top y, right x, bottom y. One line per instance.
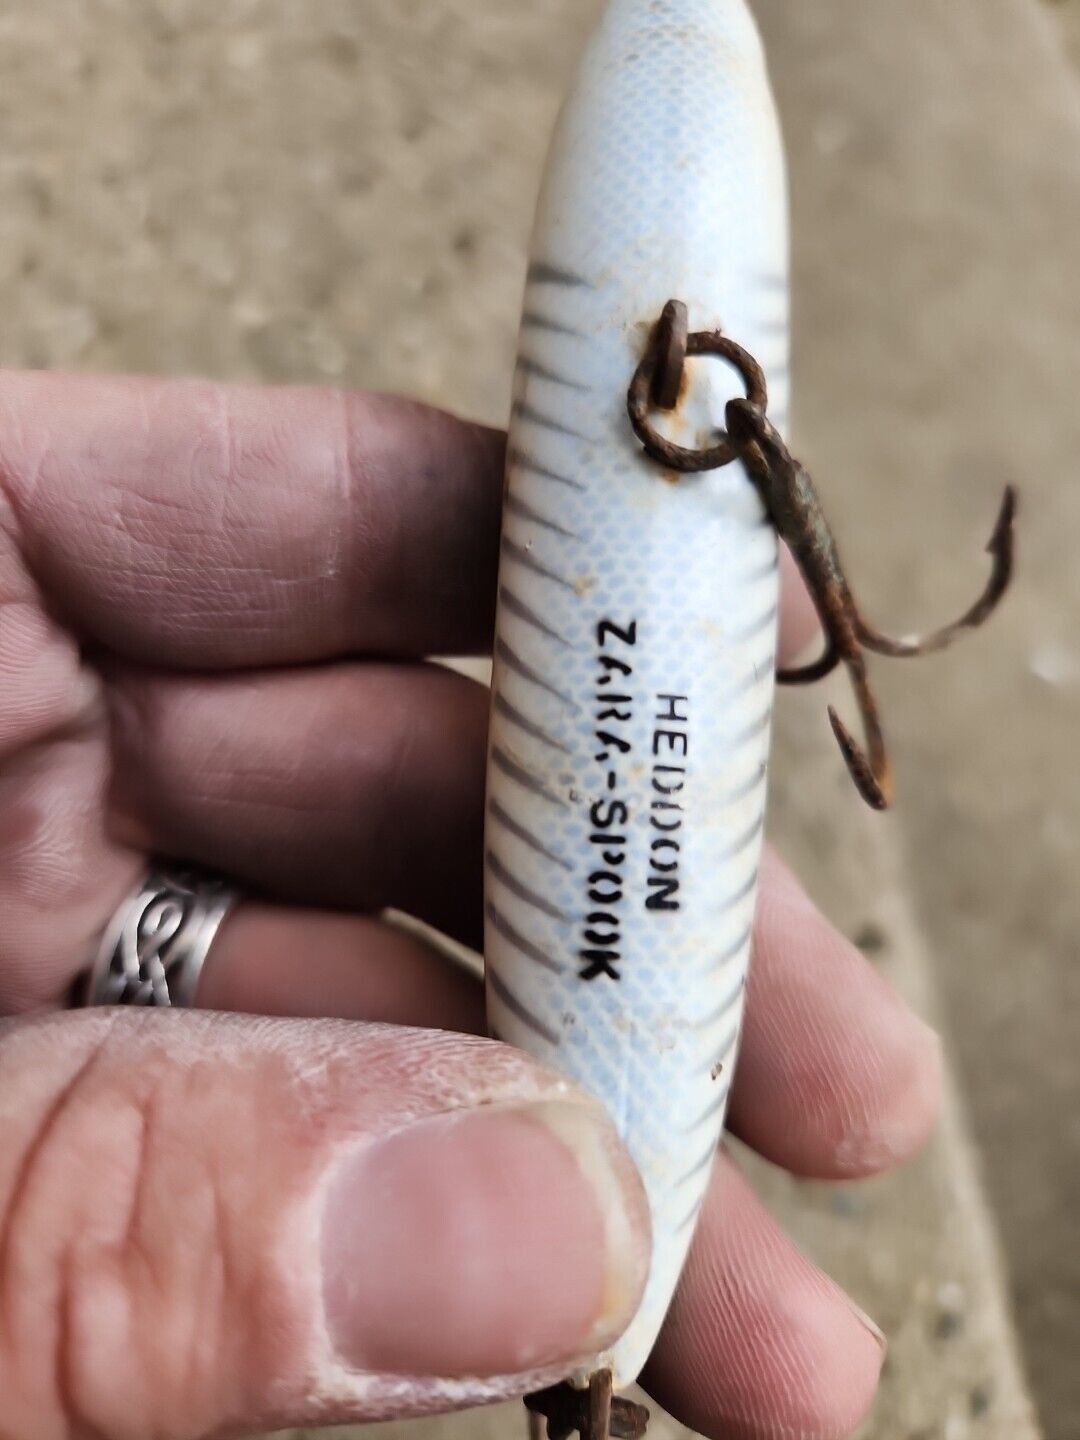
105, 659, 490, 947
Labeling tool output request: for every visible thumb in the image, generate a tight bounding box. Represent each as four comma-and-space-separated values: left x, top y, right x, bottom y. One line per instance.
0, 1010, 650, 1440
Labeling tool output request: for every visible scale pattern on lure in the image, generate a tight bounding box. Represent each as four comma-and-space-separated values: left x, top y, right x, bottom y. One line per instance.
485, 0, 787, 1390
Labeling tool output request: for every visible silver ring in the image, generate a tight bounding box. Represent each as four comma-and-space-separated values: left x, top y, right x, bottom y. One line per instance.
79, 868, 239, 1007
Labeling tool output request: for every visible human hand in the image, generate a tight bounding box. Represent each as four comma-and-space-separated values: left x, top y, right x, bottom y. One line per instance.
0, 371, 942, 1440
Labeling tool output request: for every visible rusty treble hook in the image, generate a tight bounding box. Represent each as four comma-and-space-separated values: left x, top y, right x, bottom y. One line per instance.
726, 398, 1016, 809
628, 301, 1017, 810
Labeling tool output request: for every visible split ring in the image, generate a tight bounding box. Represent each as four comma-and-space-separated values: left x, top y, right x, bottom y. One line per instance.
628, 306, 769, 472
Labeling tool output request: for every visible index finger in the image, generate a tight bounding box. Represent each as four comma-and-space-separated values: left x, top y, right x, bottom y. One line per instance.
0, 371, 506, 667
0, 370, 817, 670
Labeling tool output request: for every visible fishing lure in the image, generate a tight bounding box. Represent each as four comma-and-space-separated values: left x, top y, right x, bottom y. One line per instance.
484, 2, 1013, 1437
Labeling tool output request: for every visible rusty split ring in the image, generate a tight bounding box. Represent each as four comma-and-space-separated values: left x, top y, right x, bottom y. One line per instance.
628, 313, 769, 473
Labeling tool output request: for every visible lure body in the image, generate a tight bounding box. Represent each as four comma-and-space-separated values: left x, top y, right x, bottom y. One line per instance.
485, 0, 788, 1388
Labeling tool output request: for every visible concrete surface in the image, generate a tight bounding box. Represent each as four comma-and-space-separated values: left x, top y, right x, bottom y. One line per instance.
754, 7, 1080, 1436
0, 2, 1075, 1438
1048, 0, 1080, 65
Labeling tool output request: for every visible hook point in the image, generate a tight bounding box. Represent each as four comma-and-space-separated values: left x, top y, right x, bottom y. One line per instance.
828, 706, 892, 810
988, 484, 1017, 558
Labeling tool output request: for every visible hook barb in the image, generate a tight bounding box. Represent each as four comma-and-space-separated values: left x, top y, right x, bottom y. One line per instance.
828, 704, 892, 811
857, 485, 1016, 658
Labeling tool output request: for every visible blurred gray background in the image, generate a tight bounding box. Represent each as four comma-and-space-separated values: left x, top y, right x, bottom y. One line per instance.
0, 2, 1076, 1438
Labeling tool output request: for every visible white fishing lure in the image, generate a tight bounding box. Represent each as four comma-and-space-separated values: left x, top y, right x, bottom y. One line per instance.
485, 0, 788, 1394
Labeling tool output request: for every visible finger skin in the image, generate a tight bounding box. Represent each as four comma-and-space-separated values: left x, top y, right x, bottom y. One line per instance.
0, 483, 142, 1011
195, 849, 939, 1185
0, 371, 505, 666
104, 661, 490, 948
199, 904, 487, 1037
643, 1152, 884, 1440
0, 1011, 649, 1440
778, 541, 820, 667
728, 850, 943, 1178
0, 728, 142, 1013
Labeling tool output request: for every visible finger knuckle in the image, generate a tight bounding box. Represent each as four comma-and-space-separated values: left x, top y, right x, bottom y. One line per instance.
0, 1018, 258, 1439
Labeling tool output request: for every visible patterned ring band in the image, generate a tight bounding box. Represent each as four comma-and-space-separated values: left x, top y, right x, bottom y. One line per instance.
78, 868, 239, 1008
